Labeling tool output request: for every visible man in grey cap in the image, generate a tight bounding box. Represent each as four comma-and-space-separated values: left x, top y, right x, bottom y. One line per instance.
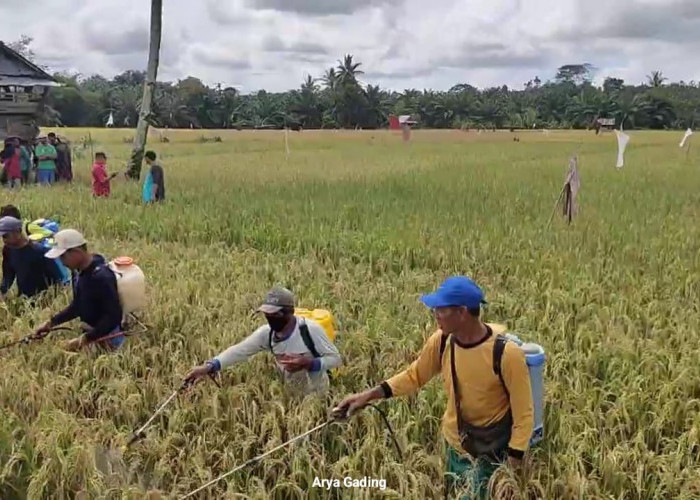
184, 287, 342, 396
0, 216, 63, 301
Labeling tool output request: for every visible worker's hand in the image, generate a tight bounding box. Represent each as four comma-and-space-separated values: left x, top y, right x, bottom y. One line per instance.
332, 389, 378, 420
183, 364, 213, 386
278, 354, 313, 373
34, 320, 53, 339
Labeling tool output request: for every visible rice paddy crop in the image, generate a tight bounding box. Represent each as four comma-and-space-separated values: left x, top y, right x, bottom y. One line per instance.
1, 128, 699, 499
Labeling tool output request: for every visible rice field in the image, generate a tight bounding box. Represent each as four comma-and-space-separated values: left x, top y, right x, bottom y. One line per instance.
1, 128, 699, 499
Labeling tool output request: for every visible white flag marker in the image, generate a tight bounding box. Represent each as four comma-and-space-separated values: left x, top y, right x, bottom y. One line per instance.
615, 129, 630, 168
680, 128, 693, 148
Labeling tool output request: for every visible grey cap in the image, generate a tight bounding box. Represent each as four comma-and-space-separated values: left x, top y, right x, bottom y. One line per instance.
0, 216, 22, 236
257, 287, 295, 314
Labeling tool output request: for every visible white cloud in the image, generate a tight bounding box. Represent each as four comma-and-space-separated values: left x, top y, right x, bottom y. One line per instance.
1, 0, 699, 93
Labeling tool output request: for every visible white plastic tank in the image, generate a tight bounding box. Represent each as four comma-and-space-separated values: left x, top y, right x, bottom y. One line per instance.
108, 256, 146, 317
504, 333, 546, 446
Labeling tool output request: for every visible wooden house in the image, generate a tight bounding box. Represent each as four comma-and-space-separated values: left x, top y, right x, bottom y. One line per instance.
0, 41, 60, 142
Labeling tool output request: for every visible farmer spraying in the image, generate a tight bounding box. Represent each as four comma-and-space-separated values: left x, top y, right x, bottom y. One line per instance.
185, 287, 342, 396
0, 216, 64, 302
334, 276, 534, 499
34, 229, 124, 352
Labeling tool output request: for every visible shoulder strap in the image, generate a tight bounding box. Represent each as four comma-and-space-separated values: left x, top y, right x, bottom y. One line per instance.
449, 337, 465, 431
299, 319, 321, 358
439, 333, 449, 364
493, 334, 509, 398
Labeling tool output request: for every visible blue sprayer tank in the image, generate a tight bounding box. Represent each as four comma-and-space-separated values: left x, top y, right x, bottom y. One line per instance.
504, 332, 546, 446
26, 218, 71, 285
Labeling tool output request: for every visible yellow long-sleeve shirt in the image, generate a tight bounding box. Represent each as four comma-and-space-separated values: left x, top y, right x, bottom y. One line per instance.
381, 324, 534, 458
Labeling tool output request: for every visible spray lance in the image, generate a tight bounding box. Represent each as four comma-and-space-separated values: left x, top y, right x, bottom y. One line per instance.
177, 400, 402, 499
0, 326, 74, 351
123, 368, 221, 451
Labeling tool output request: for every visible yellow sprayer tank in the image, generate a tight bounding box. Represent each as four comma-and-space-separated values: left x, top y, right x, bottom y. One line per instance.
108, 256, 146, 317
295, 308, 336, 342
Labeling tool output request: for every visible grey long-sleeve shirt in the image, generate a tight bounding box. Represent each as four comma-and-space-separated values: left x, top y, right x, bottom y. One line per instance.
210, 317, 342, 395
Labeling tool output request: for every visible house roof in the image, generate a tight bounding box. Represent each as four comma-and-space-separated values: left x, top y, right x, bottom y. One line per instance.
0, 41, 57, 84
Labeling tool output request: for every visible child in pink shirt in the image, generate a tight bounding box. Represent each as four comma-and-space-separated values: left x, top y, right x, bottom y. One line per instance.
91, 152, 118, 197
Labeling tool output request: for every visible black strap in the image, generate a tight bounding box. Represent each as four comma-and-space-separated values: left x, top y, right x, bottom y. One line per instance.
298, 320, 321, 358
493, 334, 509, 398
449, 337, 465, 433
439, 333, 449, 362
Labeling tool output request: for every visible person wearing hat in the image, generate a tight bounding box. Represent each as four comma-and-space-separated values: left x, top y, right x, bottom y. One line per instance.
0, 216, 64, 301
184, 287, 342, 396
34, 229, 123, 352
333, 276, 534, 499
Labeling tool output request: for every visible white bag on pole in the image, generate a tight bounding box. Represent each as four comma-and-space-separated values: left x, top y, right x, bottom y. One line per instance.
615, 130, 630, 168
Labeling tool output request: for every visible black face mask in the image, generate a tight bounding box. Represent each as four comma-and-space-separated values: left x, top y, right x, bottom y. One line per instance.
266, 315, 289, 333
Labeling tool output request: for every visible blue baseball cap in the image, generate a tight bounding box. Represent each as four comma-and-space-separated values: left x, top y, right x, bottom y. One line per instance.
420, 276, 487, 309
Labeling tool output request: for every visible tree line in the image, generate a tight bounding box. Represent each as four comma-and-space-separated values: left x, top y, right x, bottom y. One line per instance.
10, 38, 699, 131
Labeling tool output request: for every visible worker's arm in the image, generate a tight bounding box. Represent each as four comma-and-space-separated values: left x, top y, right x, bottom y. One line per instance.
50, 298, 79, 326
381, 330, 443, 398
306, 323, 342, 372
332, 330, 444, 419
500, 343, 535, 459
0, 249, 15, 296
84, 274, 122, 342
209, 327, 269, 372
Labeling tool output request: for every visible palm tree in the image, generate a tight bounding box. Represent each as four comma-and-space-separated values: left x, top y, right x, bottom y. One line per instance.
336, 54, 363, 85
647, 71, 667, 88
322, 68, 338, 91
127, 0, 162, 180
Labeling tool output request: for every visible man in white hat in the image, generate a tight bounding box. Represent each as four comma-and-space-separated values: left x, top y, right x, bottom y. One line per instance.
35, 229, 123, 352
184, 287, 342, 395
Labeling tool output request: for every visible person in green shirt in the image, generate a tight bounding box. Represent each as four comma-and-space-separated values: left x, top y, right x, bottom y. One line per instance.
19, 141, 32, 184
35, 136, 57, 185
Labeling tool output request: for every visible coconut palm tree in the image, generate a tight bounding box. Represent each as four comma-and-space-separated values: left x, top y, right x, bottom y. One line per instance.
647, 71, 667, 88
127, 0, 162, 180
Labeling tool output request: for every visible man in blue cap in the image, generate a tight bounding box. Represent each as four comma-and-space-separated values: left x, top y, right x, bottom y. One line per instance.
334, 276, 534, 499
0, 216, 64, 302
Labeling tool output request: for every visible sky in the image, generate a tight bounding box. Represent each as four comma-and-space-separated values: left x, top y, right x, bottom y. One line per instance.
2, 0, 700, 93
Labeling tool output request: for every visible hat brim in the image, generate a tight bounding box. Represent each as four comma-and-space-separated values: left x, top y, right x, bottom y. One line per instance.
257, 304, 284, 314
420, 293, 487, 309
420, 293, 450, 308
45, 247, 67, 259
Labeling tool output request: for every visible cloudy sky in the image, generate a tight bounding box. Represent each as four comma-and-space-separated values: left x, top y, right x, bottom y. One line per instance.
3, 0, 699, 93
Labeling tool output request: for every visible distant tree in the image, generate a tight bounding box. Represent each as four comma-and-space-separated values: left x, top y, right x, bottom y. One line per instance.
647, 71, 667, 88
555, 64, 596, 85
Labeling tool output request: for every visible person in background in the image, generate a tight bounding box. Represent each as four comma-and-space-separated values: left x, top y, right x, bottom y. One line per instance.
49, 133, 73, 182
2, 138, 22, 189
19, 140, 32, 185
0, 216, 63, 302
35, 136, 58, 185
1, 205, 24, 299
92, 152, 118, 198
184, 287, 342, 396
334, 276, 534, 499
142, 151, 165, 203
35, 229, 124, 352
